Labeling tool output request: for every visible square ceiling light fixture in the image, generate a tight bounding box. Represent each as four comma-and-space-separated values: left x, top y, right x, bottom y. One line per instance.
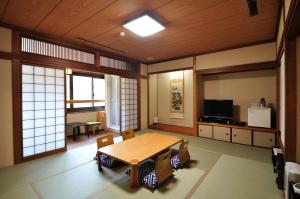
123, 14, 165, 37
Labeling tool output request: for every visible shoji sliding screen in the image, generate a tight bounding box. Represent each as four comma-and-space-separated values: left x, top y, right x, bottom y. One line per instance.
22, 65, 65, 157
120, 78, 138, 131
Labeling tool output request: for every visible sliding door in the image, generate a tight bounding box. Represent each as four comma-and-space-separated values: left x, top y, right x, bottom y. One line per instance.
105, 75, 120, 130
120, 78, 138, 131
22, 64, 65, 158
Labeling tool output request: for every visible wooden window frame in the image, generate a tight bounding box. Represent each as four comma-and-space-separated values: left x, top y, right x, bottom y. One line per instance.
67, 72, 105, 113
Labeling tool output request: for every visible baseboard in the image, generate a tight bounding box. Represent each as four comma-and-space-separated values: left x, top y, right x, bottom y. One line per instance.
148, 123, 194, 136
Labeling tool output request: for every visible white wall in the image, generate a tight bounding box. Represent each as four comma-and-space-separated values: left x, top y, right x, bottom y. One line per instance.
148, 57, 193, 73
140, 79, 148, 130
149, 70, 194, 128
0, 59, 14, 168
196, 42, 276, 70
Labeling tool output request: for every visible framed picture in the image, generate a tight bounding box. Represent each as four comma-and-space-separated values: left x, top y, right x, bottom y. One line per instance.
169, 71, 184, 119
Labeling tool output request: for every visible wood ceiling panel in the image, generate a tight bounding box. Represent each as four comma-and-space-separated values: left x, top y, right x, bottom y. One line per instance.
63, 0, 172, 40
35, 0, 116, 38
1, 0, 279, 63
90, 0, 278, 61
2, 0, 62, 30
0, 0, 9, 20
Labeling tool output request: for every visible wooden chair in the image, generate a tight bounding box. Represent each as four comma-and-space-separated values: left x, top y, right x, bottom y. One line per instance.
170, 140, 190, 169
139, 150, 173, 189
121, 129, 135, 140
96, 134, 119, 170
97, 111, 107, 133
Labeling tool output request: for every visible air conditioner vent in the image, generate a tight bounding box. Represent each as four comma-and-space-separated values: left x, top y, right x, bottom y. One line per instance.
246, 0, 261, 17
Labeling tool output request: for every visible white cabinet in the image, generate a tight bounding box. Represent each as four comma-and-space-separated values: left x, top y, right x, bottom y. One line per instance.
253, 131, 275, 148
232, 129, 252, 145
213, 126, 231, 142
198, 125, 213, 138
248, 107, 271, 128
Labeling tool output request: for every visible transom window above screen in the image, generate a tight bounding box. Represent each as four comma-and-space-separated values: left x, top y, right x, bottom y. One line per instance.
66, 73, 105, 112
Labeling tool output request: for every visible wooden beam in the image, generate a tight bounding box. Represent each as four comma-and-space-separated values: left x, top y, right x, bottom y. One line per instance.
196, 61, 278, 75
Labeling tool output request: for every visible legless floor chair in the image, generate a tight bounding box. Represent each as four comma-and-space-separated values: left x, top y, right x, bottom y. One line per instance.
139, 150, 174, 189
170, 140, 190, 169
121, 129, 135, 141
96, 134, 119, 170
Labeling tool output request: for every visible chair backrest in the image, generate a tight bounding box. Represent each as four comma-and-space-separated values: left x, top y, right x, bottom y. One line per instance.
97, 134, 114, 149
121, 129, 135, 140
155, 150, 173, 184
178, 140, 190, 166
97, 111, 107, 132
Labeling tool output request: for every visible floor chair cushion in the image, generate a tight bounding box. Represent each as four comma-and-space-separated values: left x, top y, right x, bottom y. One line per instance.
143, 171, 158, 189
170, 150, 181, 169
99, 154, 118, 167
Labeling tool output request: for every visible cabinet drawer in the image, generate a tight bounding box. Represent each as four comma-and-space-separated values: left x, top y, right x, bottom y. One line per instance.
198, 125, 213, 138
213, 126, 230, 142
232, 129, 252, 145
253, 131, 275, 148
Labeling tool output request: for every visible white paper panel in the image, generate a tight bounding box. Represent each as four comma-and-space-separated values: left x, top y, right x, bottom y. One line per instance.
23, 129, 34, 138
35, 110, 45, 119
56, 69, 64, 77
35, 127, 45, 136
56, 109, 64, 117
34, 67, 44, 75
56, 86, 64, 93
22, 74, 34, 83
35, 136, 45, 145
22, 65, 65, 157
35, 144, 45, 154
46, 143, 55, 151
23, 120, 34, 129
23, 138, 34, 147
46, 76, 55, 84
35, 119, 45, 127
56, 132, 65, 140
45, 68, 55, 76
46, 134, 55, 142
46, 110, 55, 117
56, 93, 64, 101
56, 77, 64, 85
22, 93, 34, 101
34, 75, 45, 84
46, 93, 55, 101
35, 93, 45, 101
47, 118, 55, 126
22, 65, 33, 74
56, 117, 64, 125
56, 140, 65, 149
23, 147, 34, 157
46, 102, 55, 109
46, 85, 55, 93
35, 84, 45, 92
56, 125, 64, 132
46, 126, 56, 134
23, 84, 34, 92
56, 102, 64, 109
35, 102, 45, 110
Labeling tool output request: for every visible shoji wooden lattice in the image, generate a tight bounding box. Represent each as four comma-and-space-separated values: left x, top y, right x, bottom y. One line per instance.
22, 65, 65, 157
120, 78, 138, 131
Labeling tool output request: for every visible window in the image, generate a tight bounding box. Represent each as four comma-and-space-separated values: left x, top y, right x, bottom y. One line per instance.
66, 73, 105, 112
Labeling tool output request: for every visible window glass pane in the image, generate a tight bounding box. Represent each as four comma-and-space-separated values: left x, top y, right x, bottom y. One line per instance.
73, 76, 92, 108
93, 78, 105, 107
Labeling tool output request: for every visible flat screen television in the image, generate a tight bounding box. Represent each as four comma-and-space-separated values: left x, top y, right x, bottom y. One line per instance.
204, 99, 233, 119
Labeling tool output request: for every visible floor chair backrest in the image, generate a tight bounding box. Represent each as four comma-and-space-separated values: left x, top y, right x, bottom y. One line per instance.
97, 134, 114, 149
155, 150, 173, 184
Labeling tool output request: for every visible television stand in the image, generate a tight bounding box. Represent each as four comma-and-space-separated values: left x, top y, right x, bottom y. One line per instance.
199, 116, 233, 124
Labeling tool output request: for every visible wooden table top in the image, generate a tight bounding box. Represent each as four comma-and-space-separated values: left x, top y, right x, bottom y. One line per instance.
98, 133, 182, 165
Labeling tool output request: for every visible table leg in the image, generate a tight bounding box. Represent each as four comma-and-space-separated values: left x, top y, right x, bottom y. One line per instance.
92, 125, 95, 135
72, 127, 76, 141
97, 151, 102, 172
85, 125, 89, 138
130, 160, 139, 188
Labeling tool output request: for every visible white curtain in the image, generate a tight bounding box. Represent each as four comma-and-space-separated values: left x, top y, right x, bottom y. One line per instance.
105, 75, 120, 130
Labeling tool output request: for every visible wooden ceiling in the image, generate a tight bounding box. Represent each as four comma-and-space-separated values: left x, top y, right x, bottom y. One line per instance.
0, 0, 279, 63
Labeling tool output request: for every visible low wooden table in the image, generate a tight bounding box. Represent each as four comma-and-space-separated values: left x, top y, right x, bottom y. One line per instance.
98, 133, 183, 188
85, 121, 102, 137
